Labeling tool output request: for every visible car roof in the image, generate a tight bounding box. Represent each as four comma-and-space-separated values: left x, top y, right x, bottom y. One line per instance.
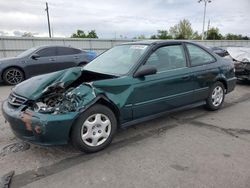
122, 40, 199, 46
36, 45, 80, 50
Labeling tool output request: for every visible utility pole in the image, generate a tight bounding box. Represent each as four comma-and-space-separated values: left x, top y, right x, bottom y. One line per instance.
206, 19, 210, 39
45, 2, 52, 38
198, 0, 212, 40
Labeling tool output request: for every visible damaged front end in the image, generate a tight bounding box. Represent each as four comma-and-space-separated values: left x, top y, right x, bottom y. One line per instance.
30, 82, 96, 115
227, 47, 250, 80
2, 67, 113, 145
234, 61, 250, 80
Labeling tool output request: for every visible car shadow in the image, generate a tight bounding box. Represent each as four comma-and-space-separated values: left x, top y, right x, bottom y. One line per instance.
236, 79, 250, 85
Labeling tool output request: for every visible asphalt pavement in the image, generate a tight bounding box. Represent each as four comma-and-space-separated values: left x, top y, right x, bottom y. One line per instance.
0, 83, 250, 188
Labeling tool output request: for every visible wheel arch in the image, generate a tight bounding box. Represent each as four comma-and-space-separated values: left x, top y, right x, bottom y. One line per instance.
68, 95, 120, 142
95, 97, 120, 123
215, 77, 227, 92
1, 66, 26, 80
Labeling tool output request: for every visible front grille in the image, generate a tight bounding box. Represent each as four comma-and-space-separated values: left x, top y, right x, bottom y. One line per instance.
8, 92, 28, 107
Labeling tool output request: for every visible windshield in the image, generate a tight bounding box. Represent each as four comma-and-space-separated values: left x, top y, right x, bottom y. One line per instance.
17, 47, 38, 57
84, 44, 149, 75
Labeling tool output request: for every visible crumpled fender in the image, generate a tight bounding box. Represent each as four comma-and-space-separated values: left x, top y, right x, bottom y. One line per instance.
67, 78, 133, 114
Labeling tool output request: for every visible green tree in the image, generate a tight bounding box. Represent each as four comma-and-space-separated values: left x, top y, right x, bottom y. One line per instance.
225, 33, 249, 40
150, 35, 157, 39
192, 31, 202, 40
157, 30, 172, 39
71, 30, 98, 38
71, 30, 86, 38
87, 30, 98, 38
206, 27, 223, 40
169, 19, 193, 39
150, 30, 172, 39
241, 36, 250, 40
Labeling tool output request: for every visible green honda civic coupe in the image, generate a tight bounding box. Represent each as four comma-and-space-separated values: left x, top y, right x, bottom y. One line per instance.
2, 41, 236, 152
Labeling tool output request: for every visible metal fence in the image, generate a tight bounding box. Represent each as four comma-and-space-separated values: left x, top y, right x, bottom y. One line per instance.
0, 36, 250, 58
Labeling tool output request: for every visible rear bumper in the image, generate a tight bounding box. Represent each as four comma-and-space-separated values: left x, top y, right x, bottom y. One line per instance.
226, 77, 237, 93
1, 100, 78, 146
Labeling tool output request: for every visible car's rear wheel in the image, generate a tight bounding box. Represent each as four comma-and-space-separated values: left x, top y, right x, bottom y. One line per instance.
206, 82, 225, 111
71, 104, 117, 153
2, 67, 25, 85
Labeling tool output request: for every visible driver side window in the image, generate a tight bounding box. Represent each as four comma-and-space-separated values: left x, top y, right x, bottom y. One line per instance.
145, 45, 187, 72
37, 47, 57, 57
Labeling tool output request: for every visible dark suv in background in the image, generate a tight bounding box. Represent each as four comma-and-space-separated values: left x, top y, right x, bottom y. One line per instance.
0, 45, 96, 85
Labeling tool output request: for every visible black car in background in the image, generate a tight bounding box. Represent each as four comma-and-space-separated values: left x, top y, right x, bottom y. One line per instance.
209, 47, 229, 57
0, 45, 96, 85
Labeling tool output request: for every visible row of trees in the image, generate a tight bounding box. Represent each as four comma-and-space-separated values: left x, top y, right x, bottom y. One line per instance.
134, 19, 249, 40
19, 19, 249, 40
71, 29, 98, 38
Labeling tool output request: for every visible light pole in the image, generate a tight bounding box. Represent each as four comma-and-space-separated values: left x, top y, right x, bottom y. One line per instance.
45, 2, 52, 38
198, 0, 211, 40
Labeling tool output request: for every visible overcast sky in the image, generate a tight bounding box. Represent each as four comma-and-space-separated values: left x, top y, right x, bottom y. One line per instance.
0, 0, 249, 38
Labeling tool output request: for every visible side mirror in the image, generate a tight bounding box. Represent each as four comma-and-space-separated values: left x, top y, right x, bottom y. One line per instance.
31, 53, 40, 60
134, 65, 157, 78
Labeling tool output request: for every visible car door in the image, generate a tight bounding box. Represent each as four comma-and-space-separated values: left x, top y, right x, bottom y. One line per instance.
131, 44, 195, 119
185, 43, 219, 102
55, 47, 81, 69
25, 47, 58, 77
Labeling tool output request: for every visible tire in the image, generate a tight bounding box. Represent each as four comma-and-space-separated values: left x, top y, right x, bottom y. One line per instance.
2, 67, 25, 85
71, 104, 117, 153
205, 82, 225, 111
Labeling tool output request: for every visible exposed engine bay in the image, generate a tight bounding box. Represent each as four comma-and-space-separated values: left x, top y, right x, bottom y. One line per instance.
32, 84, 80, 114
14, 69, 116, 114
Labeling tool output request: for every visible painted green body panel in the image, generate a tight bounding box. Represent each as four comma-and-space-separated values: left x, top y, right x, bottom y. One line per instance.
1, 41, 237, 146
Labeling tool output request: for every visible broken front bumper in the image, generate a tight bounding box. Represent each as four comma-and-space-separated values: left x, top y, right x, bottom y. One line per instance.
234, 62, 250, 80
1, 100, 78, 146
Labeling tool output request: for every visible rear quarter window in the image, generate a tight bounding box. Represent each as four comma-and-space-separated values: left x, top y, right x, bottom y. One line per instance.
187, 44, 215, 66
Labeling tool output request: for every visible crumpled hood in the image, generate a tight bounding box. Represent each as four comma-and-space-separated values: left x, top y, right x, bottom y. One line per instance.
227, 47, 250, 63
13, 67, 82, 100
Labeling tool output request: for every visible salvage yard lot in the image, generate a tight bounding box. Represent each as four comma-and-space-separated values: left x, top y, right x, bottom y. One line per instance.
0, 83, 250, 188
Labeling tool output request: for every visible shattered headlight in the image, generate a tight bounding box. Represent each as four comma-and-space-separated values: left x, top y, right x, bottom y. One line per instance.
34, 102, 55, 114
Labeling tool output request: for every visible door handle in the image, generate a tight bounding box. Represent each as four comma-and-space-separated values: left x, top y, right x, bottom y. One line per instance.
74, 56, 79, 59
181, 76, 190, 80
197, 75, 205, 79
49, 58, 55, 61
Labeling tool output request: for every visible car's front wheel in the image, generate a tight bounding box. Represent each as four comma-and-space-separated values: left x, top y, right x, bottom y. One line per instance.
2, 67, 25, 85
206, 82, 225, 111
71, 104, 117, 153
